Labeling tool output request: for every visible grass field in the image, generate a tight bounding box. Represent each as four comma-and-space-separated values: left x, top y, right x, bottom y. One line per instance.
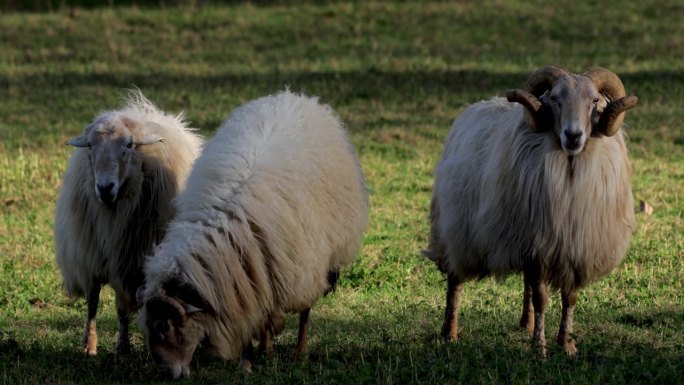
1, 1, 683, 384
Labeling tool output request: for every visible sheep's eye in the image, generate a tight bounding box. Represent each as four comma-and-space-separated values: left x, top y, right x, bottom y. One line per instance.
592, 98, 600, 104
153, 319, 170, 334
126, 142, 133, 149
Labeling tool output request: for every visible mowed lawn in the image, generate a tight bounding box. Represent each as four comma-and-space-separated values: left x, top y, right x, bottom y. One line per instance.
1, 1, 683, 384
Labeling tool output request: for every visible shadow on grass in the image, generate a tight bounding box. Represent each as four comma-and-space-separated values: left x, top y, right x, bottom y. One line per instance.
2, 305, 682, 384
3, 68, 683, 141
2, 0, 348, 13
306, 308, 684, 384
617, 309, 684, 329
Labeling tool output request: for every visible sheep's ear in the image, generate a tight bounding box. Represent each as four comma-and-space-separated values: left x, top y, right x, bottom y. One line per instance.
135, 133, 165, 146
135, 285, 146, 308
162, 277, 215, 316
185, 304, 203, 315
135, 122, 166, 146
65, 136, 88, 147
119, 116, 164, 145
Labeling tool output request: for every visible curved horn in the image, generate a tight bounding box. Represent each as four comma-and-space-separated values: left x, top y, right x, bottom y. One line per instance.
583, 67, 625, 100
145, 295, 188, 327
583, 67, 638, 136
505, 89, 541, 114
506, 89, 547, 132
505, 66, 567, 132
527, 65, 568, 97
595, 95, 639, 137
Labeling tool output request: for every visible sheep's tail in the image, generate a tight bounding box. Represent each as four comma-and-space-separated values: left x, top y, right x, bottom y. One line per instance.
424, 196, 449, 273
422, 239, 447, 265
423, 243, 449, 274
324, 269, 340, 296
421, 248, 438, 262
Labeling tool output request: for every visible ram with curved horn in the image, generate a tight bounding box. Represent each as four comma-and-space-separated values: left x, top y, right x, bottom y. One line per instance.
425, 66, 637, 356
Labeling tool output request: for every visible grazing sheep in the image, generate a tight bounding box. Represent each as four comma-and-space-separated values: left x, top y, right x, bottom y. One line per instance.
138, 90, 368, 379
55, 91, 203, 355
425, 66, 637, 356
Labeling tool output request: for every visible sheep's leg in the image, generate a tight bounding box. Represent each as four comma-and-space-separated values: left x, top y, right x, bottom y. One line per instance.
82, 285, 100, 355
295, 308, 311, 355
238, 342, 256, 374
258, 326, 274, 357
556, 288, 579, 356
519, 271, 535, 333
530, 276, 549, 357
114, 295, 131, 355
441, 274, 464, 342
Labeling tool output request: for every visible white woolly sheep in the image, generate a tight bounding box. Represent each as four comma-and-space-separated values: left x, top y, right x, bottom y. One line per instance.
425, 66, 637, 356
54, 91, 203, 355
138, 90, 368, 379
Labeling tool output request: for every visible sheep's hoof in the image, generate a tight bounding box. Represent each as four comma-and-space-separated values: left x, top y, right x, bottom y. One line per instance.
532, 339, 547, 358
258, 344, 274, 358
294, 341, 308, 357
83, 344, 97, 356
238, 358, 253, 374
262, 347, 275, 358
440, 323, 459, 342
557, 337, 577, 356
292, 350, 309, 363
115, 341, 132, 356
82, 337, 98, 356
563, 343, 578, 356
536, 346, 547, 358
519, 316, 534, 334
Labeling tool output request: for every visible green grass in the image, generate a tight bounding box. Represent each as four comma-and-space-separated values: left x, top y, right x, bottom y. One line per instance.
1, 1, 683, 384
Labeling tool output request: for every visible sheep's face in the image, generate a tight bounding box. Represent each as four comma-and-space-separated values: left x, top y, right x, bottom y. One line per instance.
141, 295, 205, 380
507, 66, 637, 155
66, 114, 164, 204
543, 76, 607, 157
140, 278, 215, 380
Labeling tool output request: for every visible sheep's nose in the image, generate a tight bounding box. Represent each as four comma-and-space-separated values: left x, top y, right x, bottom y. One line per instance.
96, 182, 116, 202
564, 129, 583, 148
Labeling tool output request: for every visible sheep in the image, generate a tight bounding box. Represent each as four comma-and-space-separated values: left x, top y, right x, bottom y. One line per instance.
425, 66, 637, 356
54, 91, 203, 355
137, 90, 368, 379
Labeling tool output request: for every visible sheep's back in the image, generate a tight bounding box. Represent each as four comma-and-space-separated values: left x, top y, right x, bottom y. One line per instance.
174, 90, 367, 310
142, 91, 367, 359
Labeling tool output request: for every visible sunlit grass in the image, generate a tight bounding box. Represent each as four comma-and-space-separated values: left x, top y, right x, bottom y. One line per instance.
1, 1, 682, 384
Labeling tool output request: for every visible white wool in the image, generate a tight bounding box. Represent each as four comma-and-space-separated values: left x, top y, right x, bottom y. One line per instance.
428, 97, 634, 292
141, 90, 368, 360
55, 90, 203, 318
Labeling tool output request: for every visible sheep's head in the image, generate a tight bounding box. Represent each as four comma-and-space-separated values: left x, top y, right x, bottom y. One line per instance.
66, 113, 164, 204
140, 278, 214, 380
506, 66, 638, 156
